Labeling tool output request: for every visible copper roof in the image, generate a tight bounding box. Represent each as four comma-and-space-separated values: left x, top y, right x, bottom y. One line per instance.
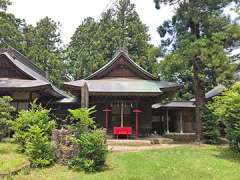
64, 78, 179, 95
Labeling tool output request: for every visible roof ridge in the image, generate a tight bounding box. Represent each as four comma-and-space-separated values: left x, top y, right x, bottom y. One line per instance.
85, 50, 156, 80
6, 47, 47, 78
1, 48, 68, 98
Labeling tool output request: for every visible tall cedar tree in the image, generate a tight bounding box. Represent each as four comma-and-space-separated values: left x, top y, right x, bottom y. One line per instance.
0, 2, 65, 87
155, 0, 240, 140
67, 0, 160, 80
24, 17, 65, 87
0, 0, 25, 51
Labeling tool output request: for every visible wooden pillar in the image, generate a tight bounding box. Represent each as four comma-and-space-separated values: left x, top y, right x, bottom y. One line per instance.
133, 109, 142, 140
103, 108, 112, 130
166, 109, 169, 134
28, 91, 33, 109
81, 82, 89, 108
180, 111, 183, 134
121, 101, 124, 127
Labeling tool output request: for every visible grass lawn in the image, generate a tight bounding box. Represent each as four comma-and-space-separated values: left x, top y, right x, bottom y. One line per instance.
0, 142, 28, 173
14, 145, 240, 180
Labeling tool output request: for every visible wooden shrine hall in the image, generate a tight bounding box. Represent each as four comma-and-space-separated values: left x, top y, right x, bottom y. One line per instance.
0, 48, 67, 111
64, 48, 180, 139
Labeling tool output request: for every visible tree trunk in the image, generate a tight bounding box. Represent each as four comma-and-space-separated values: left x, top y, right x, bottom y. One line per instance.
193, 56, 205, 141
190, 20, 205, 141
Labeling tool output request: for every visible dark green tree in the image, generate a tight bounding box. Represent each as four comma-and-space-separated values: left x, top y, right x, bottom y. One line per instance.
67, 0, 160, 79
0, 0, 25, 51
155, 0, 239, 140
0, 0, 11, 10
211, 82, 240, 151
202, 104, 220, 144
0, 96, 15, 140
24, 17, 65, 86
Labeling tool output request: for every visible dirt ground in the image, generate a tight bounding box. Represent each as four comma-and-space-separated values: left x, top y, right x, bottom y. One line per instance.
108, 144, 185, 152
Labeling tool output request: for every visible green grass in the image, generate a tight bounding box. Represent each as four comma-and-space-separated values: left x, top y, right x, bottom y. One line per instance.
14, 145, 240, 180
0, 142, 28, 172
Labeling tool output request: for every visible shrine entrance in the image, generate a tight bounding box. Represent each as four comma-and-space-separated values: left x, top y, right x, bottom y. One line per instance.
102, 100, 142, 140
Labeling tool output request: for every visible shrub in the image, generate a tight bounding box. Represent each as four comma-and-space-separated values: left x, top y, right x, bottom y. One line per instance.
68, 107, 108, 172
69, 129, 108, 172
11, 102, 56, 167
11, 102, 55, 151
212, 82, 240, 152
202, 104, 220, 144
0, 96, 15, 140
25, 126, 55, 167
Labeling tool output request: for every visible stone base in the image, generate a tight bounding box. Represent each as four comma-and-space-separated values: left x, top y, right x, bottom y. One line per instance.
164, 133, 196, 142
51, 129, 76, 165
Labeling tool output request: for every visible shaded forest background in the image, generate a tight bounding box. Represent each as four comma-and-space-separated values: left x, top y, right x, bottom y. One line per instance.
0, 0, 239, 100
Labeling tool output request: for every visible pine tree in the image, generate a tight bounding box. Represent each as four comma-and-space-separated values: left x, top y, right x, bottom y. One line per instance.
155, 0, 239, 140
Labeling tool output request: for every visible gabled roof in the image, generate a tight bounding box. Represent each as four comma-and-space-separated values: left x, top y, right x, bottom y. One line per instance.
64, 49, 180, 96
85, 50, 156, 80
65, 78, 179, 95
0, 48, 68, 98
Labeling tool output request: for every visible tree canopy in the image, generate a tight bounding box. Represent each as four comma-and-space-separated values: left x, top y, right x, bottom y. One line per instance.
66, 0, 160, 80
155, 0, 240, 140
24, 17, 66, 87
157, 0, 240, 100
211, 82, 240, 151
0, 0, 25, 51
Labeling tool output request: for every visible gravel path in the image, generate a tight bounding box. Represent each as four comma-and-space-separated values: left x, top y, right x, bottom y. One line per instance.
108, 144, 185, 152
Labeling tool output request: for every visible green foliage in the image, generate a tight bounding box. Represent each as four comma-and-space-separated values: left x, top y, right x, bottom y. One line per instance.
11, 102, 55, 167
69, 129, 108, 172
202, 104, 220, 144
0, 3, 65, 87
212, 82, 240, 152
0, 0, 11, 11
24, 17, 65, 87
66, 0, 160, 79
160, 35, 236, 100
68, 107, 108, 172
25, 126, 55, 168
11, 102, 55, 150
157, 0, 239, 99
68, 107, 96, 133
0, 96, 15, 140
0, 10, 26, 51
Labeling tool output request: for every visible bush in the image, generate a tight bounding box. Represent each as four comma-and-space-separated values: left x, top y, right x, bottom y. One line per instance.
25, 126, 55, 167
11, 102, 56, 167
69, 129, 108, 172
212, 82, 240, 152
202, 104, 220, 144
68, 107, 108, 172
11, 102, 55, 150
0, 96, 15, 140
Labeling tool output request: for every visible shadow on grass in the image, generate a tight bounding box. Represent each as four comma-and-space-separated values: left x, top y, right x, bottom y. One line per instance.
70, 164, 112, 175
215, 146, 240, 163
